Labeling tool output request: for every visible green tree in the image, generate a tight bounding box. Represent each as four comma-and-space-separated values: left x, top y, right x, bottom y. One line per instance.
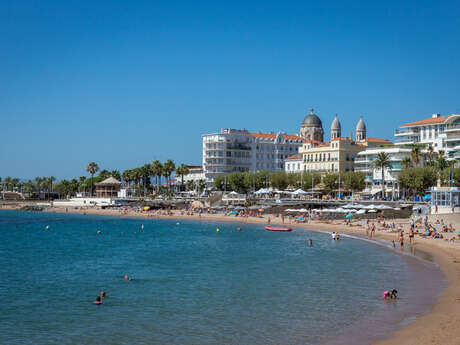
151, 160, 163, 192
426, 145, 435, 166
99, 169, 110, 180
228, 172, 247, 193
214, 175, 225, 191
86, 162, 99, 197
323, 173, 339, 195
343, 171, 366, 194
410, 144, 424, 167
399, 167, 437, 197
111, 170, 121, 181
47, 176, 56, 201
186, 180, 196, 191
198, 179, 206, 193
163, 160, 176, 193
269, 172, 288, 190
373, 152, 392, 198
401, 157, 412, 169
436, 150, 449, 171
176, 164, 190, 191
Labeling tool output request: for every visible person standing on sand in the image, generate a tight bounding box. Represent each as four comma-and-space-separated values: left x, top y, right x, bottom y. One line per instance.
409, 229, 415, 245
399, 232, 404, 249
267, 217, 271, 224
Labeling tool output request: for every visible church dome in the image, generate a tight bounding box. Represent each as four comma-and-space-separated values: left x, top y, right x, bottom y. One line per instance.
356, 116, 366, 131
302, 108, 322, 127
331, 114, 341, 130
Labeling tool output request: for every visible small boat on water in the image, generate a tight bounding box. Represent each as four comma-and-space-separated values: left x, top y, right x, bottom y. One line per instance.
265, 226, 293, 232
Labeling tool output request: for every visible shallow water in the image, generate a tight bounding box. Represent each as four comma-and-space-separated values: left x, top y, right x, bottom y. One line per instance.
0, 211, 446, 345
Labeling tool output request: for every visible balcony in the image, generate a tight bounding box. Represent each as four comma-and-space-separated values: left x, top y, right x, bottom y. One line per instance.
394, 129, 418, 137
394, 138, 417, 146
445, 124, 460, 132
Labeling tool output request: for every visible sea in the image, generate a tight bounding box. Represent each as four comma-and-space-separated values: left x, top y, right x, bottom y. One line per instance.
0, 210, 446, 345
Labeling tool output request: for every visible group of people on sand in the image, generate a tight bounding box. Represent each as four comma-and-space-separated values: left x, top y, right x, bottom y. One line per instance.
94, 275, 131, 305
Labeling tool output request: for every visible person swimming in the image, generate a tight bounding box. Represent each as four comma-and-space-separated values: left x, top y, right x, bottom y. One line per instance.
100, 290, 106, 298
383, 289, 398, 300
94, 296, 103, 305
124, 275, 131, 281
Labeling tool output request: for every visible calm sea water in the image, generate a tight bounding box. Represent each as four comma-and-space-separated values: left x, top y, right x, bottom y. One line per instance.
0, 211, 445, 345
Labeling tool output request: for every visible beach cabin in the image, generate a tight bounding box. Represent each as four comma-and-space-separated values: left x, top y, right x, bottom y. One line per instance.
429, 186, 460, 214
95, 177, 122, 198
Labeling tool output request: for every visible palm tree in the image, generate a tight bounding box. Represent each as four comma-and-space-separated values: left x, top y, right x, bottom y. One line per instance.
151, 160, 163, 192
401, 157, 412, 169
86, 162, 99, 197
122, 169, 132, 185
426, 145, 435, 166
163, 160, 176, 192
410, 144, 424, 167
47, 176, 56, 201
373, 152, 392, 199
79, 176, 86, 193
436, 150, 449, 171
4, 176, 12, 191
111, 170, 121, 181
132, 168, 142, 194
99, 169, 111, 180
198, 179, 206, 193
34, 177, 43, 198
140, 164, 152, 196
176, 164, 190, 191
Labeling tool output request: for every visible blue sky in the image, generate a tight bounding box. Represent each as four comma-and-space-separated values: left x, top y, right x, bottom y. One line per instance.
1, 0, 459, 179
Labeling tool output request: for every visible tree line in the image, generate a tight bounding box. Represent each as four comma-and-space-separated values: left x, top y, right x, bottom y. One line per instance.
0, 159, 202, 200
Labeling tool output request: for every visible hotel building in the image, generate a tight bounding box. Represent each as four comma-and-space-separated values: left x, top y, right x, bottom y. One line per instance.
355, 147, 411, 198
299, 110, 391, 173
202, 128, 303, 183
394, 113, 460, 163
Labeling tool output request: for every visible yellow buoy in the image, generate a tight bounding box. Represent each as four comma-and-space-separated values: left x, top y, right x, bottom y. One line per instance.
216, 228, 220, 232
45, 225, 50, 230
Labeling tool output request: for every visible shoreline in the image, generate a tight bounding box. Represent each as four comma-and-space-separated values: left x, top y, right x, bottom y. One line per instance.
4, 206, 460, 345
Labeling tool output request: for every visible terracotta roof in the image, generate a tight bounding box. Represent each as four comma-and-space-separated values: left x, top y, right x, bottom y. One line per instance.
365, 138, 392, 144
401, 116, 445, 127
286, 154, 300, 160
250, 132, 302, 141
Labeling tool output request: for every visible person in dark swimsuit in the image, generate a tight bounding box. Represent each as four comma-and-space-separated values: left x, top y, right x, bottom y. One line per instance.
94, 296, 103, 305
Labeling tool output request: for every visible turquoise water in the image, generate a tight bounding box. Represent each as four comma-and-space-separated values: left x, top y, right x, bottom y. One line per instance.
0, 211, 445, 345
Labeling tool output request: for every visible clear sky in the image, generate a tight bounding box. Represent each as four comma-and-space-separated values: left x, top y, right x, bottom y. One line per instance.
1, 0, 459, 179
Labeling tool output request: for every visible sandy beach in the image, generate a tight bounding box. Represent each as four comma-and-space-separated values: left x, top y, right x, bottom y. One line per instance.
5, 205, 460, 345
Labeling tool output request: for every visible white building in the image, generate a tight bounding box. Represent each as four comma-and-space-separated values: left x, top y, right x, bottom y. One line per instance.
177, 166, 205, 184
394, 113, 460, 163
285, 154, 303, 173
202, 128, 303, 183
355, 147, 412, 198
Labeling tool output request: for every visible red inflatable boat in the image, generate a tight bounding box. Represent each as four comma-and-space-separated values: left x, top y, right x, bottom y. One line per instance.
265, 226, 293, 232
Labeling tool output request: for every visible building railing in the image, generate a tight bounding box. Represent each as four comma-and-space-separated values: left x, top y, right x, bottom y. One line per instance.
445, 124, 460, 131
